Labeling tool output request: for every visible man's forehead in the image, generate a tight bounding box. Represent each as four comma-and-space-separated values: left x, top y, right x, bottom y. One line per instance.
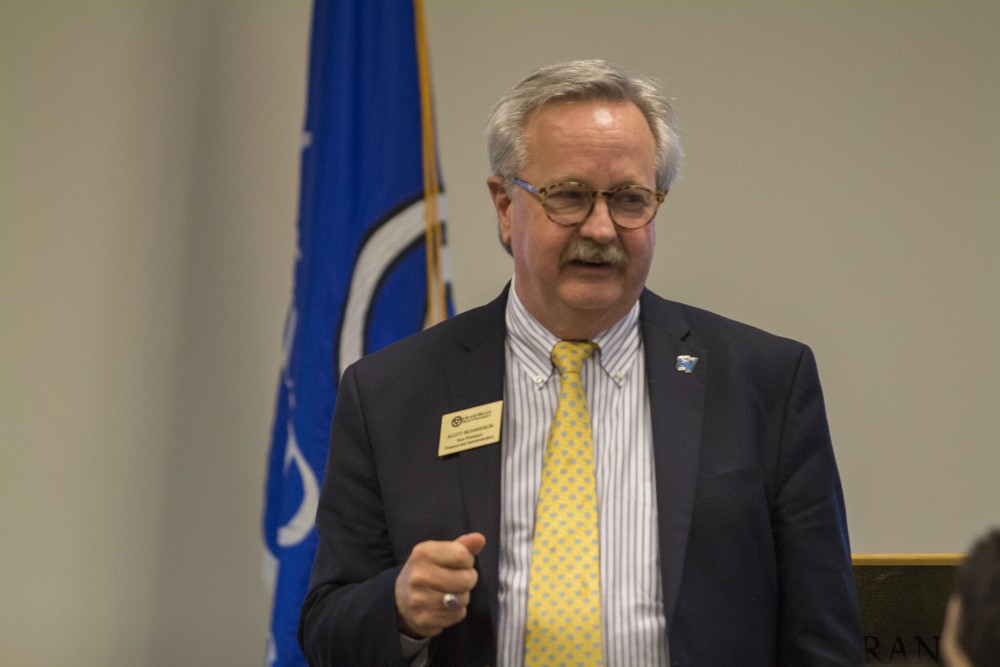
520, 99, 656, 175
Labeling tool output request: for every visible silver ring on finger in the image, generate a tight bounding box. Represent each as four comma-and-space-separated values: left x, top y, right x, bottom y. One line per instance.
442, 593, 459, 610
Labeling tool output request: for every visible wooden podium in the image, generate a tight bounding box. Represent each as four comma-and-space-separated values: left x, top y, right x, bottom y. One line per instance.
853, 554, 963, 664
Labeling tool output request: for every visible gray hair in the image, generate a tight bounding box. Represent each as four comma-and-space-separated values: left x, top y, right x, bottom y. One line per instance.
486, 59, 683, 191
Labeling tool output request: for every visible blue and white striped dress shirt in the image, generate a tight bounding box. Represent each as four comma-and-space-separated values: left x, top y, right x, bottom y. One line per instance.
496, 285, 669, 666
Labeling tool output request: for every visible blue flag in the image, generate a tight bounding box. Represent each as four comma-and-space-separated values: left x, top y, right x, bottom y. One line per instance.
263, 1, 451, 663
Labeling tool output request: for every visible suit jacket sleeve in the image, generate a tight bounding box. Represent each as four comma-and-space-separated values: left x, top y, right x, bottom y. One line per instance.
298, 362, 409, 666
771, 344, 863, 664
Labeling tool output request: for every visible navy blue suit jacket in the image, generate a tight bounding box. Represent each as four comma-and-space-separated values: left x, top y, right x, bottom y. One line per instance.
299, 288, 863, 666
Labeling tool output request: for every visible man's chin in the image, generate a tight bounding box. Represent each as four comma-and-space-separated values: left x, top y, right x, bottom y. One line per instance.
557, 283, 630, 314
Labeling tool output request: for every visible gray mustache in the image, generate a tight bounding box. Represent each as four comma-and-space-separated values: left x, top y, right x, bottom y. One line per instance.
560, 240, 628, 269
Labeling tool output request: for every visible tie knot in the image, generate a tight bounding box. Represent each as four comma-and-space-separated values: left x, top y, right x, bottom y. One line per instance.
551, 340, 596, 376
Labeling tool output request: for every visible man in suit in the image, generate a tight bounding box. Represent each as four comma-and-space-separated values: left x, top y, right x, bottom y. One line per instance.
299, 60, 863, 666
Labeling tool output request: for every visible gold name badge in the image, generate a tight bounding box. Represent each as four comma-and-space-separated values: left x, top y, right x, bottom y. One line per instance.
438, 400, 503, 456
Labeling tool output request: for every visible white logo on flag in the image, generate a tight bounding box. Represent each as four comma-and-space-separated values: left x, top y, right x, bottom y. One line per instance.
276, 421, 320, 547
338, 195, 447, 378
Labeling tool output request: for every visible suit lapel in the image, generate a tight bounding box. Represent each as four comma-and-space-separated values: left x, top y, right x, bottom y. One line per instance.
444, 289, 508, 631
640, 291, 707, 632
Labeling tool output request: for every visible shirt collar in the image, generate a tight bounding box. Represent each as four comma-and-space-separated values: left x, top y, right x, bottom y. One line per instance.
505, 277, 642, 388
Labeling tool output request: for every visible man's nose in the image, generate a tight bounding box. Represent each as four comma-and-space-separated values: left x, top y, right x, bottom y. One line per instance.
577, 194, 618, 243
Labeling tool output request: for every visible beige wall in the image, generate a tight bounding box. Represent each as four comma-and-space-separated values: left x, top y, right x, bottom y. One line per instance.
2, 1, 997, 664
2, 2, 309, 664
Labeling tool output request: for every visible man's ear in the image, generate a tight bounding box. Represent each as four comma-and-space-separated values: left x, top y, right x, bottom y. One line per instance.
487, 176, 513, 246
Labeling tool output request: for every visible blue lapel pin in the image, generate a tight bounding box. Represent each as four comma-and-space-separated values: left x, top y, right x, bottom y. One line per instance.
676, 355, 698, 373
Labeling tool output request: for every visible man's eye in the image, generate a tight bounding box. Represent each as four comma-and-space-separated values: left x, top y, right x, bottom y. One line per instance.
614, 190, 651, 209
547, 188, 588, 206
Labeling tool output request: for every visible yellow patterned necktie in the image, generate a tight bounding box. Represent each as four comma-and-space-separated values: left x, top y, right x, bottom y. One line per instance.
524, 340, 603, 666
